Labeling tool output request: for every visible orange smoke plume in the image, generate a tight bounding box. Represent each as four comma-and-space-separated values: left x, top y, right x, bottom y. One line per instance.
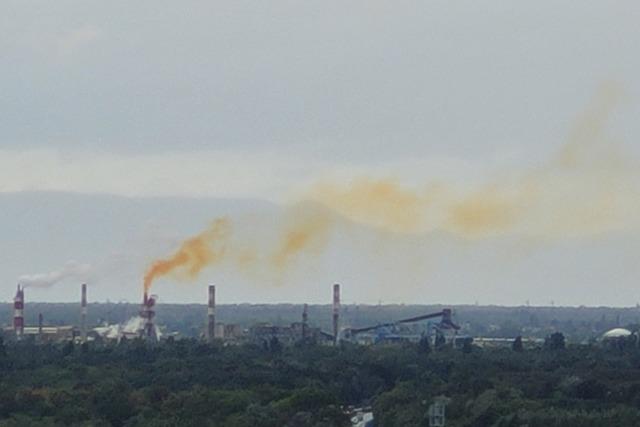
143, 218, 231, 292
306, 83, 635, 239
142, 84, 637, 289
557, 82, 624, 169
446, 185, 521, 236
271, 206, 333, 271
309, 178, 428, 233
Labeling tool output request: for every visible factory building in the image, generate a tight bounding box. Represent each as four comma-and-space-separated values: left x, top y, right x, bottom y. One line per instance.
248, 322, 330, 346
3, 285, 78, 343
19, 326, 75, 342
472, 337, 543, 349
214, 323, 244, 340
90, 315, 164, 342
212, 285, 336, 346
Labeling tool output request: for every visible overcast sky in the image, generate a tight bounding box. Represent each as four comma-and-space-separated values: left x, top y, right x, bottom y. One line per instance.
1, 1, 639, 305
2, 1, 639, 198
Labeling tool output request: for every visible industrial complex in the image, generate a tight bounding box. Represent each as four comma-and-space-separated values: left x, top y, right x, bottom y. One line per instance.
7, 281, 633, 351
2, 282, 469, 348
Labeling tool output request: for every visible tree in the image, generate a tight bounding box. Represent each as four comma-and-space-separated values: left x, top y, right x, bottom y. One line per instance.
545, 332, 565, 350
93, 380, 135, 426
574, 379, 608, 400
418, 336, 431, 354
62, 341, 74, 357
435, 332, 446, 349
462, 339, 473, 354
269, 336, 282, 354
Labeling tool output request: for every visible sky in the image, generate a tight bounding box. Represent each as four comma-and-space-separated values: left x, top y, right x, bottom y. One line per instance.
1, 1, 639, 305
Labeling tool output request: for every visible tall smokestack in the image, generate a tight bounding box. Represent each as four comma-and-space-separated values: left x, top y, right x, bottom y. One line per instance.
140, 291, 156, 340
332, 284, 340, 345
302, 303, 308, 340
207, 285, 216, 342
38, 313, 43, 342
13, 285, 24, 340
81, 284, 87, 342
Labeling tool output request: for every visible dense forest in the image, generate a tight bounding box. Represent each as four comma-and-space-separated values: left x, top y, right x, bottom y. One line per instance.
2, 335, 640, 426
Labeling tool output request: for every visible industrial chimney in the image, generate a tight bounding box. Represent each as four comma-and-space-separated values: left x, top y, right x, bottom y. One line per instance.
81, 284, 87, 342
332, 284, 340, 345
140, 292, 157, 340
13, 285, 24, 340
207, 285, 216, 343
38, 313, 44, 343
302, 303, 308, 340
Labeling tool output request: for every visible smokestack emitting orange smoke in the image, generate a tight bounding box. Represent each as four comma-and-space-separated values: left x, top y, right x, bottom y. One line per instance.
143, 84, 639, 291
143, 218, 231, 292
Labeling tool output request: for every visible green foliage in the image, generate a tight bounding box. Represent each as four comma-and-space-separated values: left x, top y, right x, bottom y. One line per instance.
418, 336, 431, 354
1, 340, 640, 425
545, 332, 566, 351
434, 332, 446, 349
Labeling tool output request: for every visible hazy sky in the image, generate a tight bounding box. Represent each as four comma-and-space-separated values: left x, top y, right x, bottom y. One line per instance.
2, 1, 639, 198
1, 1, 639, 305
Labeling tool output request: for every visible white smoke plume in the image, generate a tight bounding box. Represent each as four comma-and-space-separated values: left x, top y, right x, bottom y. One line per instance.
18, 261, 92, 288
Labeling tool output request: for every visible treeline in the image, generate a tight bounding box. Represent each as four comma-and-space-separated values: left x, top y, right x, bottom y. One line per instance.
1, 336, 640, 426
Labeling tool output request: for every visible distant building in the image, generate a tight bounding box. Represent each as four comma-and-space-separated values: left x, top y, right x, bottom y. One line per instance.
2, 326, 75, 343
602, 328, 632, 340
249, 324, 299, 345
428, 396, 451, 427
214, 322, 244, 340
473, 337, 543, 349
350, 409, 374, 427
224, 324, 243, 339
90, 316, 162, 342
249, 322, 330, 346
601, 328, 635, 348
214, 322, 225, 338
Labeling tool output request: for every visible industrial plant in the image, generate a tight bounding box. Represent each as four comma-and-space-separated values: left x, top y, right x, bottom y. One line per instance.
2, 281, 467, 348
3, 283, 159, 343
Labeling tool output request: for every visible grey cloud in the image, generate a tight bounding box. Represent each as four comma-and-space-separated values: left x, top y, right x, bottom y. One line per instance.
0, 1, 639, 163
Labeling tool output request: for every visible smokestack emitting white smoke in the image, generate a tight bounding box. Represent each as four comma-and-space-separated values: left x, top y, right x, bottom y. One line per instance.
18, 261, 92, 289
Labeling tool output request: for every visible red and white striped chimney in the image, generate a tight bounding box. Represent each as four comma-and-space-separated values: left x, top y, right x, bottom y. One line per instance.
207, 285, 216, 342
13, 285, 24, 339
81, 284, 87, 342
141, 292, 156, 340
332, 284, 340, 345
